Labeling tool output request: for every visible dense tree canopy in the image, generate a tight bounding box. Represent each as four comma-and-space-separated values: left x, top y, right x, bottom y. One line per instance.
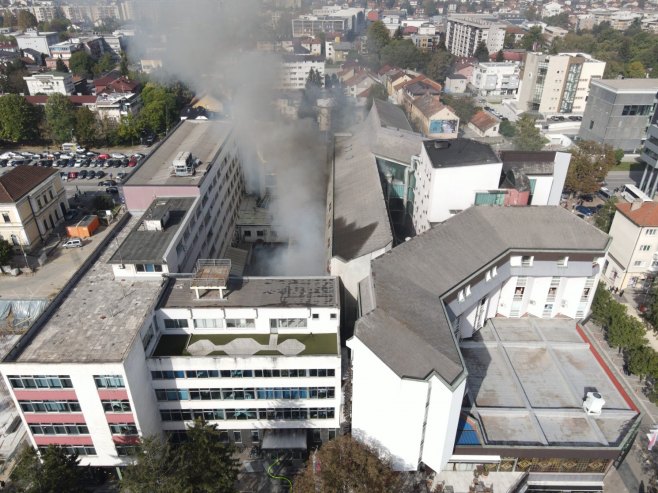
593, 197, 618, 233
441, 94, 478, 124
425, 49, 454, 83
366, 21, 390, 64
74, 107, 98, 147
11, 445, 85, 493
0, 93, 39, 143
44, 93, 76, 143
17, 10, 38, 31
512, 115, 547, 151
69, 50, 94, 77
564, 141, 618, 194
474, 41, 490, 62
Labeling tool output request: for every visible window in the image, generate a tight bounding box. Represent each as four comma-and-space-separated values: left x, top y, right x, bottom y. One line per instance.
521, 256, 533, 267
641, 245, 651, 252
19, 400, 81, 413
30, 423, 89, 435
589, 120, 594, 130
225, 318, 255, 328
647, 229, 657, 236
94, 375, 125, 389
193, 319, 224, 329
270, 318, 307, 329
1, 212, 9, 223
109, 424, 138, 435
101, 400, 132, 413
557, 256, 569, 267
634, 261, 645, 267
163, 319, 188, 329
233, 430, 242, 443
330, 313, 337, 320
244, 230, 252, 237
8, 375, 72, 389
136, 264, 163, 273
116, 445, 139, 456
39, 446, 96, 456
312, 313, 319, 319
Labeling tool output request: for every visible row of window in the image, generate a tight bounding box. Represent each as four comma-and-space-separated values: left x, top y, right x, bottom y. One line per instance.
9, 375, 73, 389
102, 400, 132, 413
38, 446, 96, 456
94, 375, 125, 389
20, 400, 81, 413
164, 315, 336, 331
151, 368, 336, 380
29, 423, 89, 436
160, 407, 336, 422
116, 445, 140, 457
155, 387, 336, 402
110, 424, 138, 436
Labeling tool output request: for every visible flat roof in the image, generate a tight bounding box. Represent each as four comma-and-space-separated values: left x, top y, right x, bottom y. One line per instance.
461, 318, 638, 448
592, 78, 658, 93
108, 197, 195, 265
13, 216, 164, 363
125, 120, 232, 187
160, 276, 339, 309
423, 139, 500, 168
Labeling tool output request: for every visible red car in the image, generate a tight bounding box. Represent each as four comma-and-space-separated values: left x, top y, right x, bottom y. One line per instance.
98, 153, 110, 160
127, 159, 137, 167
67, 171, 78, 180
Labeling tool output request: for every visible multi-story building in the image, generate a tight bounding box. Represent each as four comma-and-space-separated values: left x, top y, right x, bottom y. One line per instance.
122, 120, 244, 263
95, 92, 141, 123
0, 167, 69, 251
445, 15, 506, 57
30, 4, 58, 23
349, 205, 640, 491
24, 72, 75, 96
471, 61, 520, 97
49, 40, 83, 63
278, 55, 325, 90
579, 78, 658, 153
15, 29, 59, 57
603, 201, 658, 289
517, 52, 606, 116
292, 8, 364, 38
639, 119, 658, 196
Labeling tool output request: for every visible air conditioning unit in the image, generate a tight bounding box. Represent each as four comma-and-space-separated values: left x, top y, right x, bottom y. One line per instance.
561, 300, 568, 308
583, 392, 605, 415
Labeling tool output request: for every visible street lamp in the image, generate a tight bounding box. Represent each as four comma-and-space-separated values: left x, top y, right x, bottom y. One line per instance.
70, 128, 74, 142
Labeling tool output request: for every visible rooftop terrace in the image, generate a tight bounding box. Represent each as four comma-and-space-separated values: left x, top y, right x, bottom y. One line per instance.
125, 120, 232, 187
460, 318, 639, 449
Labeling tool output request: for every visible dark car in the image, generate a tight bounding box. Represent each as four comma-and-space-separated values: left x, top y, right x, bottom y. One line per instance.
0, 159, 7, 167
87, 170, 97, 179
78, 169, 88, 179
98, 179, 117, 187
38, 159, 53, 167
575, 205, 596, 217
96, 170, 106, 179
106, 186, 119, 194
117, 172, 128, 182
64, 209, 79, 221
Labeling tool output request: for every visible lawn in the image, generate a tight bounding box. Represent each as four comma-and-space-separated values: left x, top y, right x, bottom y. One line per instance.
612, 161, 644, 172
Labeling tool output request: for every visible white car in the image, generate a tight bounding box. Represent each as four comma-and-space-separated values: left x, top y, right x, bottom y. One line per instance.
62, 238, 83, 248
59, 153, 73, 159
0, 152, 17, 160
110, 153, 126, 159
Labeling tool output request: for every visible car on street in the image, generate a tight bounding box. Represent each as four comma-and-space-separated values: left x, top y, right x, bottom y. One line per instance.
131, 153, 144, 160
95, 170, 105, 179
106, 186, 119, 194
98, 180, 117, 187
110, 153, 126, 159
575, 205, 596, 217
98, 153, 110, 160
127, 159, 138, 167
62, 238, 83, 248
67, 171, 78, 180
64, 209, 79, 221
87, 170, 97, 179
78, 169, 88, 179
117, 172, 127, 182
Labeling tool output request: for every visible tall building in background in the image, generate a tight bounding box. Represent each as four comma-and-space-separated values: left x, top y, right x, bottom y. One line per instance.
517, 52, 606, 116
445, 15, 506, 57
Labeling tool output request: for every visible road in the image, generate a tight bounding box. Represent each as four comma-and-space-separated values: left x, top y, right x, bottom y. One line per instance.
607, 169, 645, 192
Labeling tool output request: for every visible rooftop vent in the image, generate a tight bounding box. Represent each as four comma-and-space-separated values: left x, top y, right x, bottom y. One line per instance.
583, 391, 605, 416
432, 140, 451, 150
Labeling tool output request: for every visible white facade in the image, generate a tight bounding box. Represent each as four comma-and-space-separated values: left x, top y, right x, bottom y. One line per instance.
95, 92, 141, 123
278, 57, 325, 90
16, 29, 59, 56
24, 72, 75, 96
445, 16, 506, 57
472, 62, 520, 96
542, 2, 563, 18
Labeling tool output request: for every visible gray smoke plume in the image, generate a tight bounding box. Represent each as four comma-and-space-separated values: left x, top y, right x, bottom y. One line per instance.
131, 0, 327, 275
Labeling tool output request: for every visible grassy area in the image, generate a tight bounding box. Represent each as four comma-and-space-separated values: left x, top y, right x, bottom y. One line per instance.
152, 333, 338, 357
612, 161, 644, 172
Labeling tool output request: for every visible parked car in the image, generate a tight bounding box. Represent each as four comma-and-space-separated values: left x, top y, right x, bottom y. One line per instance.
95, 170, 105, 179
98, 153, 110, 160
575, 205, 596, 217
131, 153, 144, 160
64, 209, 79, 221
68, 171, 78, 180
116, 172, 127, 182
110, 152, 126, 159
38, 159, 53, 167
106, 186, 119, 194
0, 159, 7, 167
59, 172, 68, 181
127, 159, 138, 167
87, 170, 97, 179
78, 170, 88, 179
62, 238, 83, 248
98, 179, 116, 187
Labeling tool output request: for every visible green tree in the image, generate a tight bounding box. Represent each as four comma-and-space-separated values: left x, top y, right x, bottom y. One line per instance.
425, 49, 454, 83
366, 21, 390, 65
499, 119, 516, 138
380, 39, 426, 70
565, 141, 618, 195
0, 94, 39, 142
512, 114, 547, 151
366, 82, 388, 109
591, 283, 614, 326
0, 59, 29, 94
119, 50, 129, 76
593, 197, 618, 233
423, 0, 438, 16
626, 61, 647, 78
626, 346, 658, 381
116, 114, 142, 145
55, 58, 68, 73
474, 41, 490, 62
11, 445, 85, 493
504, 32, 516, 49
120, 437, 183, 493
17, 10, 38, 31
543, 12, 570, 29
93, 52, 115, 77
614, 148, 625, 164
646, 286, 658, 331
305, 68, 323, 89
176, 420, 239, 492
74, 107, 98, 147
495, 49, 505, 62
520, 26, 544, 51
393, 26, 404, 40
0, 238, 11, 265
607, 306, 646, 353
44, 93, 76, 143
2, 11, 16, 29
69, 50, 94, 77
295, 435, 401, 493
442, 94, 478, 124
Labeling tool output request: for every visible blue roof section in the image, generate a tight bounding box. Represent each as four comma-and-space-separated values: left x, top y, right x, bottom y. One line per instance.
456, 417, 481, 446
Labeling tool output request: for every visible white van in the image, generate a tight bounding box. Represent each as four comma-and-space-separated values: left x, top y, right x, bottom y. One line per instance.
61, 142, 77, 152
598, 187, 612, 200
62, 238, 83, 248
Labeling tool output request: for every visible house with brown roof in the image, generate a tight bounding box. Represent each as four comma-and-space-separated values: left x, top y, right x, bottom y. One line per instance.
604, 200, 658, 290
0, 166, 69, 252
93, 71, 140, 95
468, 110, 500, 138
409, 94, 459, 139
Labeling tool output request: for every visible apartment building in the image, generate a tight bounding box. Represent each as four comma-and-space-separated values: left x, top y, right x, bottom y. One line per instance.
517, 52, 606, 116
123, 120, 243, 265
349, 206, 639, 492
292, 8, 364, 38
579, 78, 658, 153
603, 201, 658, 289
15, 29, 58, 57
640, 120, 658, 196
24, 72, 75, 96
471, 62, 520, 97
278, 55, 325, 90
95, 92, 141, 123
0, 167, 69, 252
445, 15, 506, 57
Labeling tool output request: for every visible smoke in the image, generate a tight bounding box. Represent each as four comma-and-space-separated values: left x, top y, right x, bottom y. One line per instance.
130, 0, 328, 275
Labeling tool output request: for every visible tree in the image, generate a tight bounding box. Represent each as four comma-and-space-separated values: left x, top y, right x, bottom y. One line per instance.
499, 119, 516, 138
393, 26, 404, 40
55, 58, 68, 73
0, 94, 40, 143
626, 346, 658, 381
2, 11, 16, 29
93, 52, 115, 77
119, 50, 129, 76
11, 445, 85, 493
139, 83, 179, 135
0, 59, 29, 94
176, 420, 239, 492
366, 82, 388, 109
423, 0, 438, 16
425, 49, 454, 83
519, 26, 544, 51
646, 286, 658, 331
116, 114, 142, 145
626, 61, 647, 78
0, 238, 11, 265
305, 68, 323, 89
44, 93, 76, 143
593, 197, 618, 233
591, 283, 614, 326
69, 50, 94, 77
74, 107, 98, 147
366, 21, 390, 64
512, 114, 547, 151
607, 305, 646, 353
564, 141, 618, 194
380, 40, 426, 70
504, 32, 516, 49
495, 49, 505, 62
294, 435, 401, 493
543, 12, 570, 29
442, 94, 478, 123
17, 10, 38, 31
474, 41, 490, 62
119, 437, 183, 493
614, 148, 625, 165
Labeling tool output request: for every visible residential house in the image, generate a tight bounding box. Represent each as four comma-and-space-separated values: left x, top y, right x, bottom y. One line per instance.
24, 72, 74, 96
409, 94, 459, 139
468, 110, 500, 137
95, 92, 142, 123
444, 74, 468, 94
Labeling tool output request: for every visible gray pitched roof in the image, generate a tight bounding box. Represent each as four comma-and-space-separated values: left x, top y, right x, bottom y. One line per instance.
372, 99, 413, 132
368, 100, 422, 165
355, 206, 610, 384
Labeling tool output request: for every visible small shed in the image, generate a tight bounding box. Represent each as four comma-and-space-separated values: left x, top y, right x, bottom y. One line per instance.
66, 215, 99, 238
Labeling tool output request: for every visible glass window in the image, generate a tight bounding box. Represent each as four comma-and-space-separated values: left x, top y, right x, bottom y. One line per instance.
163, 319, 188, 329
193, 319, 224, 329
225, 318, 255, 328
94, 375, 125, 388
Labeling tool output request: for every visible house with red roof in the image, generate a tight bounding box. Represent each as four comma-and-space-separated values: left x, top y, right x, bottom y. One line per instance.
468, 110, 500, 138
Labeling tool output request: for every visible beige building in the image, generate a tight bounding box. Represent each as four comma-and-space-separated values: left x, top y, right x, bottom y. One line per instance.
517, 52, 606, 116
409, 95, 459, 139
0, 167, 69, 252
604, 201, 658, 289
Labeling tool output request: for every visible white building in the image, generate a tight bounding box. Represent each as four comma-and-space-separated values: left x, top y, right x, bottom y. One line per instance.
542, 1, 563, 18
15, 29, 59, 56
603, 201, 658, 289
517, 52, 606, 116
472, 62, 520, 97
95, 92, 141, 123
24, 72, 74, 96
445, 15, 506, 57
349, 206, 638, 485
278, 55, 325, 90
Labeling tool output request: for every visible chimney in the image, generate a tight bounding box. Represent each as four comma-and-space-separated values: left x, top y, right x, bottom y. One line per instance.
631, 200, 643, 211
